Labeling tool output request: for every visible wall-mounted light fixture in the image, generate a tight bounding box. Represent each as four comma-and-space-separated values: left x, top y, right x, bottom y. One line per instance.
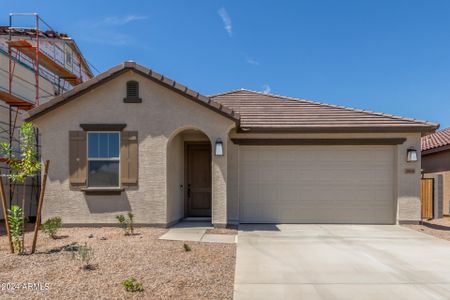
406, 148, 418, 162
215, 138, 224, 156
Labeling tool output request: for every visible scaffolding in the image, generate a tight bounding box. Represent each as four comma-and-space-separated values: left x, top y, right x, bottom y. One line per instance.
1, 13, 86, 216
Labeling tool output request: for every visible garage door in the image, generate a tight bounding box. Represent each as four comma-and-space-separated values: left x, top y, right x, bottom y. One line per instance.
239, 145, 395, 224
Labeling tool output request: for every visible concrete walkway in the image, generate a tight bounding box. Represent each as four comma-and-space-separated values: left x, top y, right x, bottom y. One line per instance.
159, 222, 236, 244
234, 224, 450, 300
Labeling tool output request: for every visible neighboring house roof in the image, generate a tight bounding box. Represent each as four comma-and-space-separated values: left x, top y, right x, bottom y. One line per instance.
0, 26, 70, 39
25, 62, 240, 122
421, 128, 450, 154
0, 26, 94, 78
25, 61, 439, 134
210, 89, 439, 133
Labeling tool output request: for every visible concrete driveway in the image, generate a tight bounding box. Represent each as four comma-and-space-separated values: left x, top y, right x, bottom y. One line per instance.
234, 224, 450, 300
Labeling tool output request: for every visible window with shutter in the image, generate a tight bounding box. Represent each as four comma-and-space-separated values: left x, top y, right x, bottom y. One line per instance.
70, 129, 138, 189
124, 81, 142, 103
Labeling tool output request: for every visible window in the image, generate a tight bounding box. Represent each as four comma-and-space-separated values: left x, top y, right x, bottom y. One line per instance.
124, 80, 142, 103
87, 132, 120, 187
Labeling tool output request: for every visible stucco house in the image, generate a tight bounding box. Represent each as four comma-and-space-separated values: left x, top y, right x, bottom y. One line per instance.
25, 62, 438, 227
422, 128, 450, 216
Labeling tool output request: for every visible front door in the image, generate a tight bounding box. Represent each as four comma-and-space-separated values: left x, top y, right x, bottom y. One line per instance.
186, 143, 212, 217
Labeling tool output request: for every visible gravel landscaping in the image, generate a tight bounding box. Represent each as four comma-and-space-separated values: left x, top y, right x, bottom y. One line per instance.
403, 217, 450, 242
0, 226, 236, 299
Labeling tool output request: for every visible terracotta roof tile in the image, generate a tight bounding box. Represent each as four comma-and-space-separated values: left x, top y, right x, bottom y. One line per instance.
422, 128, 450, 151
210, 89, 438, 132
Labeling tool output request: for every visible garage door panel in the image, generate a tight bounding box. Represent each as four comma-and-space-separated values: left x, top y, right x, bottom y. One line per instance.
239, 145, 395, 224
240, 168, 258, 184
278, 186, 302, 202
240, 184, 258, 203
259, 185, 278, 203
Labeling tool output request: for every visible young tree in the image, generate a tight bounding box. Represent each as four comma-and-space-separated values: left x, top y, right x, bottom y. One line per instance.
0, 122, 41, 253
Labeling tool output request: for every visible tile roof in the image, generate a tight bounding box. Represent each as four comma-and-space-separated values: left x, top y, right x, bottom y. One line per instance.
210, 89, 438, 132
25, 62, 439, 134
0, 26, 70, 39
422, 128, 450, 152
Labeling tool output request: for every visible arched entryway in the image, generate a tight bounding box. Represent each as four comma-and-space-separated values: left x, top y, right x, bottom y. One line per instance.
166, 128, 212, 224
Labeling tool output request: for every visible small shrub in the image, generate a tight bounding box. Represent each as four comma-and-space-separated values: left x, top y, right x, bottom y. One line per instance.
73, 242, 94, 270
116, 214, 125, 224
116, 212, 134, 235
40, 217, 62, 239
183, 243, 191, 252
8, 205, 24, 253
127, 212, 134, 235
116, 215, 126, 233
122, 277, 143, 292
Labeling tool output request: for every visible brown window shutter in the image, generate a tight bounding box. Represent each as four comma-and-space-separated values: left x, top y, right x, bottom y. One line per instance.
121, 131, 138, 185
69, 131, 87, 186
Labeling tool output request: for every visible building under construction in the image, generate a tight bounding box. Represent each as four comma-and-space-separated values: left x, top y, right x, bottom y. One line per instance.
0, 13, 93, 219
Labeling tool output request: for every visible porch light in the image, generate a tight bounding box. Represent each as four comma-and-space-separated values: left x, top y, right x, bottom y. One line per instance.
215, 138, 224, 156
406, 148, 418, 162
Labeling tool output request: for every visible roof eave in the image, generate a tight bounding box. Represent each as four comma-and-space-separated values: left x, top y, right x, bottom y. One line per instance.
422, 144, 450, 155
237, 125, 438, 134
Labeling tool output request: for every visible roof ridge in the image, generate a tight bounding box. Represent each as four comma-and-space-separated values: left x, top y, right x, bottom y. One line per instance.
226, 88, 438, 127
424, 127, 450, 136
207, 88, 246, 98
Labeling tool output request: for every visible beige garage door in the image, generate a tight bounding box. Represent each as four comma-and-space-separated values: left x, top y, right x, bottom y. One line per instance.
239, 145, 395, 224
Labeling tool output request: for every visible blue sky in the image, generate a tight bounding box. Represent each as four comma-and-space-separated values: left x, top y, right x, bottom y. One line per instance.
2, 1, 449, 128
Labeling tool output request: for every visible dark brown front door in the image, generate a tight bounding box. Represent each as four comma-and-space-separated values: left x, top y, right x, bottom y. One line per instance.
186, 143, 212, 217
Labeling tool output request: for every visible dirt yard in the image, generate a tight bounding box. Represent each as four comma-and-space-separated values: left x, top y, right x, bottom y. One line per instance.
403, 217, 450, 242
0, 226, 236, 299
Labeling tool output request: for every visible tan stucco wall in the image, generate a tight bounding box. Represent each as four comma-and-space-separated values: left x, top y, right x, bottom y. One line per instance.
396, 133, 422, 222
441, 172, 450, 215
33, 71, 235, 226
166, 133, 184, 224
227, 136, 239, 224
422, 150, 450, 173
228, 130, 423, 223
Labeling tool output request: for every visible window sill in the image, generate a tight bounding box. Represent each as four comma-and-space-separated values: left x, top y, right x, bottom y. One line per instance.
81, 187, 125, 195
